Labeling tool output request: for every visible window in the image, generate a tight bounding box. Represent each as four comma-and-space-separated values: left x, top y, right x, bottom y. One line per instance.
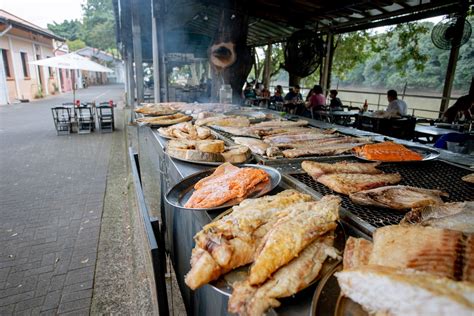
1, 49, 12, 78
20, 52, 29, 78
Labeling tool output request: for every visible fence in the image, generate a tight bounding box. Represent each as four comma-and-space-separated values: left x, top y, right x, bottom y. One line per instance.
270, 85, 459, 119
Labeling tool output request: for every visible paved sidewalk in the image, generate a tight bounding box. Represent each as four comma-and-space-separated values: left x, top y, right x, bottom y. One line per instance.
0, 85, 124, 315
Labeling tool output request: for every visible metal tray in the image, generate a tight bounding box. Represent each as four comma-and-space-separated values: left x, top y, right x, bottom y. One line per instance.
353, 144, 440, 162
165, 164, 281, 211
210, 223, 346, 297
310, 263, 368, 316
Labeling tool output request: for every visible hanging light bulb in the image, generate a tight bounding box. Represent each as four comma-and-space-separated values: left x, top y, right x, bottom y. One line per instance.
203, 14, 208, 21
231, 14, 236, 20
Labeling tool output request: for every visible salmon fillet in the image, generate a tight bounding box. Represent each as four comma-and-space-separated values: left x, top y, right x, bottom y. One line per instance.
185, 163, 269, 209
302, 160, 382, 179
317, 173, 402, 195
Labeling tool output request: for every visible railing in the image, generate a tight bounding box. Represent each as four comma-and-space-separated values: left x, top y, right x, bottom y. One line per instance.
270, 85, 459, 119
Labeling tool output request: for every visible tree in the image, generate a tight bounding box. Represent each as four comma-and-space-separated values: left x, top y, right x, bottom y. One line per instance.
81, 0, 116, 51
47, 19, 83, 41
67, 39, 86, 51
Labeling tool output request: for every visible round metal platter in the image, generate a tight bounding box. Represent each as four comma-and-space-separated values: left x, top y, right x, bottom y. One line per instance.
210, 223, 346, 297
164, 164, 281, 211
310, 263, 368, 316
353, 144, 440, 163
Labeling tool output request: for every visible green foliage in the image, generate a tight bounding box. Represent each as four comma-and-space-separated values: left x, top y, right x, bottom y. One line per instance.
67, 39, 86, 51
47, 0, 116, 52
47, 19, 83, 41
332, 18, 474, 92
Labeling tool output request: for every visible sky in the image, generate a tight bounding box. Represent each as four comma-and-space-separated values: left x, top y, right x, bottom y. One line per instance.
0, 0, 85, 28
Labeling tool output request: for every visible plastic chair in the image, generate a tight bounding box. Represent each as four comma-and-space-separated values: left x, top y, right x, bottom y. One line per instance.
75, 107, 94, 134
51, 107, 72, 135
97, 103, 114, 133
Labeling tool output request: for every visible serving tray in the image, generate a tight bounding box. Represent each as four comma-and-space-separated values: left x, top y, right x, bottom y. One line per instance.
165, 164, 281, 211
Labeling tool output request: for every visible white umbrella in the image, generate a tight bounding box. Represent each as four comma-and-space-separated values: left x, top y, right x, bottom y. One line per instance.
29, 52, 113, 103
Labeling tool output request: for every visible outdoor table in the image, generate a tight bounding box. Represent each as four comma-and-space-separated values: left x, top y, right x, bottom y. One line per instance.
414, 125, 461, 143
329, 110, 359, 126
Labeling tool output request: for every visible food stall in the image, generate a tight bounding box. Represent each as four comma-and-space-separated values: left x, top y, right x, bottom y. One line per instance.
134, 103, 474, 316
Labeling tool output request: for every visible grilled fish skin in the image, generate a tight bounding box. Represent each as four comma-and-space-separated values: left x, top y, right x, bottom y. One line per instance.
369, 225, 462, 280
317, 173, 402, 195
462, 173, 474, 184
343, 237, 373, 270
349, 185, 448, 210
248, 195, 340, 285
228, 235, 339, 316
233, 137, 269, 155
336, 266, 474, 316
401, 201, 474, 233
302, 161, 382, 179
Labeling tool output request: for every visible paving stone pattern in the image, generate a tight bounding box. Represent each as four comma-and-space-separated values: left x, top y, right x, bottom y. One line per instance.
0, 85, 123, 315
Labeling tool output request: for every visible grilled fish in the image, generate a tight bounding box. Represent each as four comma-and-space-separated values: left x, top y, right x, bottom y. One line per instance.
282, 142, 367, 158
317, 173, 402, 195
349, 185, 448, 210
336, 266, 474, 316
343, 237, 373, 270
228, 235, 339, 316
302, 161, 382, 179
249, 195, 340, 285
462, 173, 474, 184
185, 190, 312, 290
401, 201, 474, 233
263, 133, 337, 144
369, 225, 462, 280
185, 163, 269, 209
233, 137, 270, 155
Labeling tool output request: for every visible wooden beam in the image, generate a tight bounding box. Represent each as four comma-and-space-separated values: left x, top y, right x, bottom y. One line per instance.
263, 42, 272, 89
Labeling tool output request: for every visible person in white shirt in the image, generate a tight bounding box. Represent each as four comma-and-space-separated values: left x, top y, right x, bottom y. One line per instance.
386, 89, 407, 116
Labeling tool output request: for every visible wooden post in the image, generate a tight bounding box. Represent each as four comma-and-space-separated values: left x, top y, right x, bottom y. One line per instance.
263, 43, 272, 89
209, 7, 253, 103
321, 33, 334, 94
289, 74, 301, 87
439, 10, 467, 116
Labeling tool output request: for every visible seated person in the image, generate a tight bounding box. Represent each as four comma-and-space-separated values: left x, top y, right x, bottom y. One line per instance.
284, 85, 304, 114
306, 85, 318, 101
441, 94, 474, 123
270, 85, 285, 103
243, 83, 256, 100
386, 89, 407, 116
328, 89, 343, 111
306, 85, 326, 112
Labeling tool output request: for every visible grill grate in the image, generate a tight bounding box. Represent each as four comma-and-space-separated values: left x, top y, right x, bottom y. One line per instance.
289, 159, 474, 232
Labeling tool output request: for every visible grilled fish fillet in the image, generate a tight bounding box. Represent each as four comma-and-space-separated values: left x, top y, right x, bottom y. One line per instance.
462, 173, 474, 184
233, 137, 270, 155
228, 235, 339, 316
263, 133, 337, 144
336, 265, 474, 316
317, 173, 402, 195
185, 190, 312, 290
369, 225, 462, 280
195, 116, 251, 127
283, 142, 370, 158
185, 165, 269, 208
302, 161, 382, 179
401, 201, 474, 233
464, 235, 474, 283
251, 119, 308, 128
249, 195, 341, 285
343, 237, 373, 270
349, 185, 448, 210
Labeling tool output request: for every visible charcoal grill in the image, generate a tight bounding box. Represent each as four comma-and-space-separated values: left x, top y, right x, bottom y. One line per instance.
287, 158, 474, 236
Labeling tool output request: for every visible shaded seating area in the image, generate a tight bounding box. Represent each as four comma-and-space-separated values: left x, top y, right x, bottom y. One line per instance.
356, 115, 417, 140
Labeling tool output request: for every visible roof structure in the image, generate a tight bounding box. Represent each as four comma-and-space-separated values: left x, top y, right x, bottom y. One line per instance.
75, 47, 120, 63
0, 9, 65, 41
